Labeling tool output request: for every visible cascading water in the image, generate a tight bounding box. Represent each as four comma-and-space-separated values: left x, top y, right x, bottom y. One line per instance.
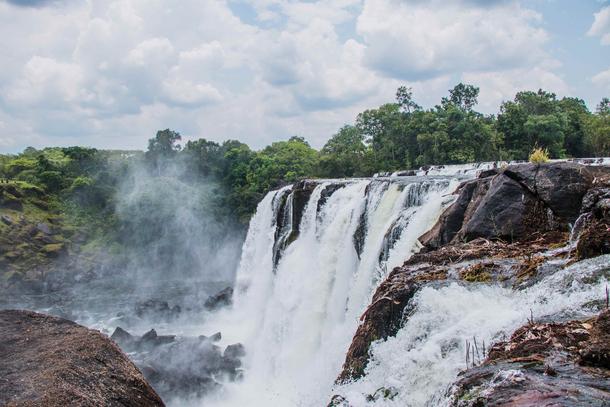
334, 255, 609, 406
203, 161, 609, 406
204, 176, 460, 406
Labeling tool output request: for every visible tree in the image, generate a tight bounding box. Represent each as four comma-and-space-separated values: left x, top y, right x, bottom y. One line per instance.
584, 98, 610, 156
497, 89, 567, 159
557, 97, 590, 157
442, 83, 479, 111
146, 129, 182, 158
597, 98, 610, 114
146, 129, 182, 173
319, 125, 367, 177
396, 86, 420, 113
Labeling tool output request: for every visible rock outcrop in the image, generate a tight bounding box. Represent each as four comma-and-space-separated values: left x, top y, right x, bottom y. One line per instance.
0, 309, 164, 407
110, 326, 245, 400
421, 163, 608, 249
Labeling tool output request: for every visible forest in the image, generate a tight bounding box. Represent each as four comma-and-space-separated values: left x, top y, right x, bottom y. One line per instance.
1, 84, 609, 223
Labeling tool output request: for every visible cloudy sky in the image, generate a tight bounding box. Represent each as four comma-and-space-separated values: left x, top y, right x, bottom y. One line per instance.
0, 0, 609, 152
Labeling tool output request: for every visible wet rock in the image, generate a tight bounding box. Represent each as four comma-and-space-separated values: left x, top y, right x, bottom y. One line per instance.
576, 185, 610, 260
204, 286, 233, 310
447, 311, 610, 406
224, 343, 246, 359
503, 162, 597, 221
138, 337, 229, 400
135, 299, 181, 320
111, 326, 135, 345
141, 328, 158, 342
420, 177, 492, 249
578, 309, 610, 369
0, 309, 164, 407
317, 183, 346, 214
209, 331, 222, 342
327, 394, 349, 406
366, 386, 398, 402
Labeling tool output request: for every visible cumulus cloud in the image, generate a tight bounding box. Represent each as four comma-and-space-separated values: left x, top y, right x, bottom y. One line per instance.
592, 67, 610, 90
588, 5, 610, 45
0, 0, 594, 151
357, 0, 549, 80
463, 66, 569, 111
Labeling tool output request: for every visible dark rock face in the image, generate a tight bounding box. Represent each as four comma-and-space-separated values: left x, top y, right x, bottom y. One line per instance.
503, 162, 594, 221
419, 178, 491, 248
0, 309, 164, 407
447, 310, 610, 406
421, 163, 607, 249
577, 186, 610, 260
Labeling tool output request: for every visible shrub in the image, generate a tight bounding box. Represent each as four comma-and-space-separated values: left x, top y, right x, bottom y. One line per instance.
529, 147, 549, 164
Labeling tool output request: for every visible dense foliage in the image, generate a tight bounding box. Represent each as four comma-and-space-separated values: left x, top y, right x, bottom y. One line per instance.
1, 84, 608, 223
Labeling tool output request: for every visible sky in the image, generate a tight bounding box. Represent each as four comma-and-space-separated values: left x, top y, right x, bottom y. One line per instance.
0, 0, 609, 153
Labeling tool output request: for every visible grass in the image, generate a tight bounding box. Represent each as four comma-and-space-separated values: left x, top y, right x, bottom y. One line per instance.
529, 147, 549, 164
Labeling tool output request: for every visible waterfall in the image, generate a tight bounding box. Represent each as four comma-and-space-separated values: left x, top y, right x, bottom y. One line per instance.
205, 176, 459, 406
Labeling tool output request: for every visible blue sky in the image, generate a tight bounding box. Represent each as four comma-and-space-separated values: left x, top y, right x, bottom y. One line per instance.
0, 0, 608, 152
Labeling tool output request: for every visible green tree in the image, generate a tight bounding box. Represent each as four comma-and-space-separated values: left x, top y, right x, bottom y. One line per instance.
584, 98, 610, 156
497, 89, 568, 159
319, 125, 367, 177
441, 83, 480, 111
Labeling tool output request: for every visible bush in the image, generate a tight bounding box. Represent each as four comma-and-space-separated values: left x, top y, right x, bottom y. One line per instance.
529, 147, 549, 164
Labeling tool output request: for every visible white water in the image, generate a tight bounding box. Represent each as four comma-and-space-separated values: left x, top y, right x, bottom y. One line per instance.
381, 157, 610, 178
335, 255, 610, 406
204, 177, 458, 406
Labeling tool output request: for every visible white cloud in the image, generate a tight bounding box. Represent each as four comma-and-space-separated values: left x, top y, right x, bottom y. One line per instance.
463, 66, 569, 112
588, 5, 610, 45
161, 78, 222, 107
6, 56, 84, 106
357, 0, 549, 80
592, 67, 610, 90
0, 0, 589, 152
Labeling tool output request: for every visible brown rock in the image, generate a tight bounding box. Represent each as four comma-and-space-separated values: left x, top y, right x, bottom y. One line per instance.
0, 309, 164, 407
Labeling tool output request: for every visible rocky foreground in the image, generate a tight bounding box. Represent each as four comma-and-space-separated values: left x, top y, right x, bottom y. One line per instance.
0, 310, 164, 407
335, 162, 610, 405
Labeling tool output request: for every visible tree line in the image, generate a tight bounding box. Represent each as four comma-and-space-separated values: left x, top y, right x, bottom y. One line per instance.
1, 83, 609, 223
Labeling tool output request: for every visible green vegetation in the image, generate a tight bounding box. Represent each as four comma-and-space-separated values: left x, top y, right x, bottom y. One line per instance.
1, 84, 608, 235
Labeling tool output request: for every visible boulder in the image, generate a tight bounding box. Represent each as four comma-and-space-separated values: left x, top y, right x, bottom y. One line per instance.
135, 299, 181, 320
224, 343, 246, 359
0, 309, 164, 407
204, 286, 233, 310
